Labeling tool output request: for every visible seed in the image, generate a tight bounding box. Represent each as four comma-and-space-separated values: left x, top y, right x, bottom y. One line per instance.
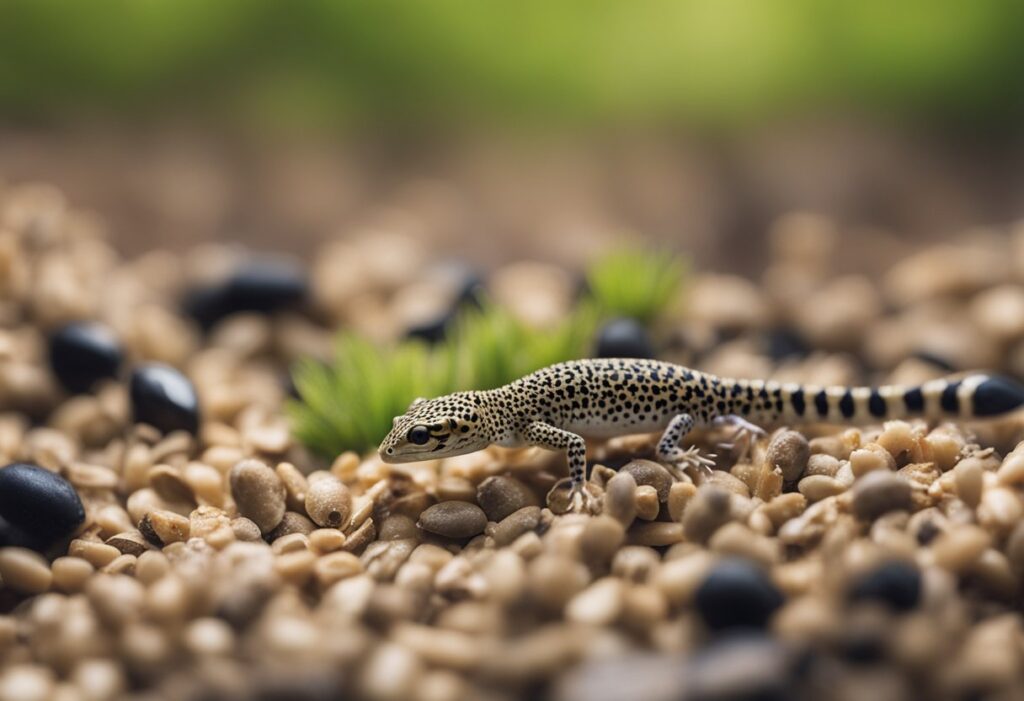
0, 547, 51, 593
476, 475, 539, 522
105, 530, 149, 557
309, 528, 346, 553
271, 532, 309, 555
229, 459, 286, 534
274, 549, 317, 585
798, 475, 847, 502
805, 453, 840, 478
129, 364, 200, 435
0, 462, 85, 552
378, 514, 418, 541
66, 462, 119, 490
304, 473, 352, 528
849, 446, 895, 478
418, 501, 488, 539
314, 552, 363, 587
135, 550, 170, 585
183, 462, 223, 506
50, 556, 94, 593
765, 430, 810, 483
68, 539, 121, 568
275, 461, 308, 512
851, 471, 911, 521
267, 511, 316, 540
341, 518, 377, 554
231, 517, 262, 542
148, 464, 195, 504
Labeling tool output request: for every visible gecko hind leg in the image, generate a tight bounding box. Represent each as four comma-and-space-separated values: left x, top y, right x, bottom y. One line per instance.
656, 413, 716, 481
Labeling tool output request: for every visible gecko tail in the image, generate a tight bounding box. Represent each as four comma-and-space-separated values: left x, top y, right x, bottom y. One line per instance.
972, 375, 1024, 417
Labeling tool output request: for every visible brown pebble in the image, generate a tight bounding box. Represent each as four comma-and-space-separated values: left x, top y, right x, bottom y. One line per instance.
628, 522, 684, 547
580, 515, 626, 566
604, 472, 638, 527
229, 459, 286, 534
418, 501, 488, 539
851, 471, 912, 520
267, 511, 316, 540
488, 506, 542, 547
379, 514, 418, 541
766, 430, 810, 483
304, 473, 352, 528
0, 548, 51, 593
231, 517, 263, 542
682, 485, 732, 543
620, 460, 673, 501
139, 510, 190, 545
476, 475, 540, 522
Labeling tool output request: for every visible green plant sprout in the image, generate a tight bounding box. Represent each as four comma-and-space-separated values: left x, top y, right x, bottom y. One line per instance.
289, 250, 687, 457
585, 248, 688, 324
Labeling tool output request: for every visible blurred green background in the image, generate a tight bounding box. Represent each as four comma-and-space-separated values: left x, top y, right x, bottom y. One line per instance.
1, 0, 1022, 129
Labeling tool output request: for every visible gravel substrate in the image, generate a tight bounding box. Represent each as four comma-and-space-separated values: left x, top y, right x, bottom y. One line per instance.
3, 184, 1024, 700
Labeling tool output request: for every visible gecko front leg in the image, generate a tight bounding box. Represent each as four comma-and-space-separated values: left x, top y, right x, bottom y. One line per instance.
656, 413, 716, 481
525, 421, 599, 514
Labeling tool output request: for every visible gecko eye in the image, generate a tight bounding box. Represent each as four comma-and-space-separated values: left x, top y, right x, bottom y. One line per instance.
407, 425, 431, 445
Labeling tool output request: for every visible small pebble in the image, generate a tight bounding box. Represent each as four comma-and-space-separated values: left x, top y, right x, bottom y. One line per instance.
851, 471, 911, 521
184, 258, 308, 329
848, 561, 921, 612
765, 430, 810, 483
594, 317, 656, 359
620, 460, 673, 501
694, 558, 784, 631
48, 321, 123, 394
0, 463, 85, 551
0, 547, 52, 594
129, 364, 200, 435
418, 502, 488, 539
229, 459, 287, 534
304, 473, 352, 528
476, 475, 539, 522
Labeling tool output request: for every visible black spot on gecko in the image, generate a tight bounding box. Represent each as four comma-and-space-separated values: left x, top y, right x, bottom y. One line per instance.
790, 389, 805, 416
940, 381, 960, 414
868, 391, 886, 418
838, 390, 854, 419
904, 388, 924, 413
814, 391, 829, 417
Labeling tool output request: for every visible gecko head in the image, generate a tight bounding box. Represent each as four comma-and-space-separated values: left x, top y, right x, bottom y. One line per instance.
379, 392, 490, 463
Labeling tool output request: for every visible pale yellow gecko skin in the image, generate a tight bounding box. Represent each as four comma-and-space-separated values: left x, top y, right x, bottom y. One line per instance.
379, 358, 1024, 509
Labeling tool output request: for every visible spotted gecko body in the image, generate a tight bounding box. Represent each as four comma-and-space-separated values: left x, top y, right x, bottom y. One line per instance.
379, 358, 1024, 509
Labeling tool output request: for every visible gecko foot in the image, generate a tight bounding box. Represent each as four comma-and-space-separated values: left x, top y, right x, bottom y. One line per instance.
664, 445, 717, 482
547, 479, 601, 515
713, 415, 767, 460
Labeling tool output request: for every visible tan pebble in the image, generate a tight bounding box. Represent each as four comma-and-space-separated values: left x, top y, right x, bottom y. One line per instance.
667, 481, 697, 522
231, 517, 263, 542
124, 488, 171, 524
579, 515, 625, 566
330, 451, 361, 481
435, 476, 477, 503
139, 510, 190, 545
363, 538, 417, 581
66, 462, 119, 490
977, 487, 1023, 535
798, 474, 847, 502
389, 492, 436, 520
188, 504, 231, 539
143, 575, 188, 622
205, 525, 235, 550
612, 546, 661, 582
634, 485, 660, 520
511, 531, 544, 559
86, 574, 144, 628
418, 501, 487, 539
0, 665, 55, 701
102, 553, 138, 575
709, 522, 779, 565
809, 434, 850, 459
304, 473, 352, 528
93, 505, 134, 539
271, 533, 309, 555
622, 584, 668, 629
876, 421, 920, 462
774, 595, 838, 640
765, 430, 810, 483
682, 485, 732, 543
0, 548, 51, 594
1008, 522, 1024, 577
805, 453, 840, 478
850, 446, 895, 477
246, 420, 291, 454
997, 452, 1024, 486
274, 549, 317, 585
148, 464, 195, 503
68, 539, 120, 568
359, 641, 423, 701
201, 445, 245, 473
393, 623, 485, 671
348, 494, 376, 531
762, 492, 807, 530
150, 431, 193, 464
628, 521, 684, 547
183, 617, 235, 657
183, 462, 223, 506
409, 543, 454, 571
315, 552, 363, 587
851, 471, 911, 521
70, 658, 124, 700
620, 460, 673, 501
953, 457, 985, 508
969, 548, 1018, 599
476, 475, 539, 522
565, 577, 623, 625
922, 430, 963, 472
488, 506, 541, 547
105, 530, 149, 557
527, 555, 589, 612
0, 616, 15, 652
275, 461, 308, 512
604, 472, 638, 527
134, 550, 170, 585
50, 556, 94, 593
834, 461, 855, 486
267, 511, 316, 540
229, 459, 286, 534
309, 528, 346, 553
707, 470, 750, 497
932, 525, 990, 573
416, 670, 469, 701
654, 551, 714, 607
